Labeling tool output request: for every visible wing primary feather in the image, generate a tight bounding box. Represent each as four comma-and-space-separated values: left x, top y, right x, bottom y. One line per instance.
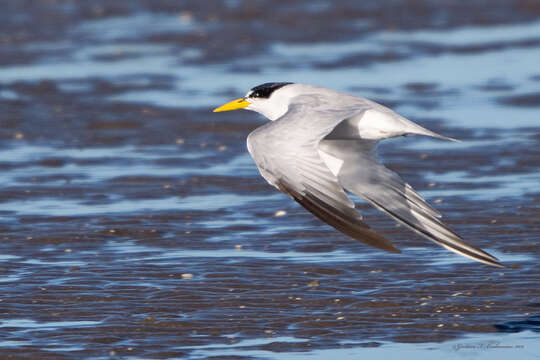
277, 181, 401, 254
366, 197, 504, 267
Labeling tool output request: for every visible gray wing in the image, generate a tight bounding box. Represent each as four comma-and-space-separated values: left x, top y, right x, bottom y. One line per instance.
318, 139, 503, 267
247, 103, 400, 253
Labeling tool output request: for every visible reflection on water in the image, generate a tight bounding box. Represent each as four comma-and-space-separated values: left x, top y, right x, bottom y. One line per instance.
0, 193, 277, 216
75, 13, 200, 41
0, 319, 102, 331
187, 331, 540, 360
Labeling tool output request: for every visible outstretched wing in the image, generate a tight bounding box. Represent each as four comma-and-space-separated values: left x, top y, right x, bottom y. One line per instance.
318, 139, 503, 267
247, 103, 400, 253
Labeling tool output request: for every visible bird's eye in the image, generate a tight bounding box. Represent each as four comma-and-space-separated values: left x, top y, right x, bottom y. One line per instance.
250, 91, 261, 98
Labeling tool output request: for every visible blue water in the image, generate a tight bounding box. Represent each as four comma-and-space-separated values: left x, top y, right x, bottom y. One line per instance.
186, 331, 540, 360
0, 3, 539, 359
0, 18, 539, 127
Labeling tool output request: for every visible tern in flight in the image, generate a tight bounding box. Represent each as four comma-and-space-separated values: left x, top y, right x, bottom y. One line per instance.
214, 82, 502, 267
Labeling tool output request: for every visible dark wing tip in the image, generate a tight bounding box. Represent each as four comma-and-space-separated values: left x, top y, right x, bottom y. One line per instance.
488, 259, 505, 268
441, 243, 505, 268
277, 181, 400, 254
366, 197, 504, 267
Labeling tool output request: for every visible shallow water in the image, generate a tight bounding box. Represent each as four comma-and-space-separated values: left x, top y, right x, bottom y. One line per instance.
0, 1, 539, 359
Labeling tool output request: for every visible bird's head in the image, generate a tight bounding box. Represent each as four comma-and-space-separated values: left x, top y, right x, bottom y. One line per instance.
213, 82, 295, 120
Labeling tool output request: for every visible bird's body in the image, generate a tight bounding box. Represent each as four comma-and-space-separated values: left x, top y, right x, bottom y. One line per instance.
214, 83, 502, 267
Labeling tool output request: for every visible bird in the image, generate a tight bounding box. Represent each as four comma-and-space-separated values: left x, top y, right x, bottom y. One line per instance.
213, 82, 503, 267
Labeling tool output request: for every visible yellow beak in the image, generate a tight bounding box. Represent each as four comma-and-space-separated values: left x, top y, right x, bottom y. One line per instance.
213, 98, 250, 112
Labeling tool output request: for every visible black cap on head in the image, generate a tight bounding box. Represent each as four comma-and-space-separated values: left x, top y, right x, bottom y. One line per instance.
247, 82, 292, 99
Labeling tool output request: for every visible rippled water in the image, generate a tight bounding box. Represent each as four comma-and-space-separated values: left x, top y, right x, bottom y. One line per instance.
0, 1, 539, 359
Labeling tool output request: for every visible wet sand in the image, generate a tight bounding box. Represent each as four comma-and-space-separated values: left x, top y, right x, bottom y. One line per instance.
0, 1, 539, 359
